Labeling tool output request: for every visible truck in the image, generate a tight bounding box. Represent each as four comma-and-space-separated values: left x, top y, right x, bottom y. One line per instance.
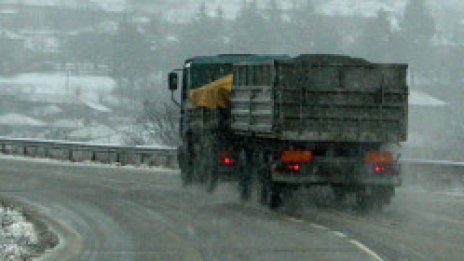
168, 54, 408, 210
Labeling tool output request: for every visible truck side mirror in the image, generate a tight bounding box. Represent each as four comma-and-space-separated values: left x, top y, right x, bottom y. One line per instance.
168, 72, 178, 91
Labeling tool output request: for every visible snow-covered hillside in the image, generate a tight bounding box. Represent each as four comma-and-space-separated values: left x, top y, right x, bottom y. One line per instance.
1, 0, 127, 12
5, 0, 460, 18
0, 73, 115, 102
162, 0, 463, 19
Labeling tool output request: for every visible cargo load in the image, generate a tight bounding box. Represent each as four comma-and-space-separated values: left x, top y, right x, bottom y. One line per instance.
188, 74, 233, 109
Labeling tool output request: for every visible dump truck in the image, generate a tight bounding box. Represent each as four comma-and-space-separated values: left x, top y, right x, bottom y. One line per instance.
168, 54, 408, 210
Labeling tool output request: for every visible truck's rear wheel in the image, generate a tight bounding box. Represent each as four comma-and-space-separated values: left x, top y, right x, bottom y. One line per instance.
355, 192, 376, 211
269, 184, 284, 209
204, 154, 219, 194
375, 186, 395, 205
332, 186, 348, 205
238, 149, 252, 202
257, 171, 270, 206
257, 177, 283, 209
356, 186, 394, 212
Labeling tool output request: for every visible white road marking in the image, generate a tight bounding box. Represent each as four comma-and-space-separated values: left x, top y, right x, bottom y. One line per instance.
309, 223, 328, 230
301, 220, 382, 260
332, 231, 348, 238
287, 217, 304, 223
349, 239, 384, 261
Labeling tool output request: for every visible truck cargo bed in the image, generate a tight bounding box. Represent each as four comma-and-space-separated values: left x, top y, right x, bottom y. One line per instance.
231, 55, 409, 143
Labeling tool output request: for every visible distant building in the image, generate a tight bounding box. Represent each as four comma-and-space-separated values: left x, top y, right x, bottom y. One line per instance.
0, 113, 47, 137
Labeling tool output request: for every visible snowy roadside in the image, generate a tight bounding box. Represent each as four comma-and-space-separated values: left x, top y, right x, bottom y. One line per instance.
0, 203, 58, 261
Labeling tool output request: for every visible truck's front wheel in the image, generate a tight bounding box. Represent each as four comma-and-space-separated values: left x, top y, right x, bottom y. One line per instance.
193, 142, 219, 193
178, 146, 193, 187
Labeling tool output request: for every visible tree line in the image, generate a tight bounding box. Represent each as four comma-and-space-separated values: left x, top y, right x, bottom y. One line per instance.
62, 0, 463, 103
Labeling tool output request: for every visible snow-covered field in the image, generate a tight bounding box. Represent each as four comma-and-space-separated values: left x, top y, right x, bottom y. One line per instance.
0, 205, 39, 260
0, 73, 115, 99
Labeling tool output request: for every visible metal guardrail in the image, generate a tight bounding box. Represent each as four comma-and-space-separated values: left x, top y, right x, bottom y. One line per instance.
0, 137, 178, 168
401, 159, 464, 167
0, 137, 462, 186
401, 158, 464, 187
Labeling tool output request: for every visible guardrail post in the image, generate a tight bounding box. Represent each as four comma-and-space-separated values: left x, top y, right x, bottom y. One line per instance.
116, 152, 121, 165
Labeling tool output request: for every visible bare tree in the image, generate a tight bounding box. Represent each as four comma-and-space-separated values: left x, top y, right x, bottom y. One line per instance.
124, 100, 180, 147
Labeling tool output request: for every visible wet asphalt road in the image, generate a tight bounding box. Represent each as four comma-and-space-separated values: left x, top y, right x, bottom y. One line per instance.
0, 156, 463, 261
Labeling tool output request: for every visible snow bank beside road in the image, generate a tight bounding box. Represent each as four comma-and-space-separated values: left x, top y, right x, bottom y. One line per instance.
0, 203, 58, 261
0, 206, 38, 260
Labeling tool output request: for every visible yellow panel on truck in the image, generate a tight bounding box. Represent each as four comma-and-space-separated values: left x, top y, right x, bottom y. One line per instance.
188, 74, 233, 109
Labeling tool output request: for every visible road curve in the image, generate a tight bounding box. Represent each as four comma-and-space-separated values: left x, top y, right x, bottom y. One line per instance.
1, 156, 463, 260
0, 157, 376, 261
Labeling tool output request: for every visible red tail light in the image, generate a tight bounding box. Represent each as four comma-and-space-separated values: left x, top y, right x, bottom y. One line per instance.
365, 151, 394, 164
219, 150, 235, 165
287, 164, 300, 172
374, 165, 385, 173
281, 150, 313, 163
223, 157, 234, 165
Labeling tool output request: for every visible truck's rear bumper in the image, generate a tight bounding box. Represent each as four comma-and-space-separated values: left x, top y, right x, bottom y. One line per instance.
217, 165, 240, 181
271, 157, 402, 186
272, 168, 402, 186
360, 175, 402, 186
271, 172, 401, 186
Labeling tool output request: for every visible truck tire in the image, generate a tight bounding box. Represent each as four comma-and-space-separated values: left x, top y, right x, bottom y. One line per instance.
257, 169, 271, 206
258, 182, 270, 206
355, 186, 394, 212
257, 176, 283, 209
203, 139, 219, 193
238, 149, 252, 202
332, 186, 347, 205
355, 192, 376, 212
192, 147, 205, 184
269, 184, 283, 209
178, 146, 193, 187
375, 186, 395, 205
204, 146, 219, 194
193, 140, 219, 193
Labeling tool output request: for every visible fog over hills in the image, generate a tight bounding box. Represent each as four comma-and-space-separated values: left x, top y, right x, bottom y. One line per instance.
5, 0, 462, 19
133, 0, 464, 18
3, 0, 463, 28
130, 0, 464, 33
